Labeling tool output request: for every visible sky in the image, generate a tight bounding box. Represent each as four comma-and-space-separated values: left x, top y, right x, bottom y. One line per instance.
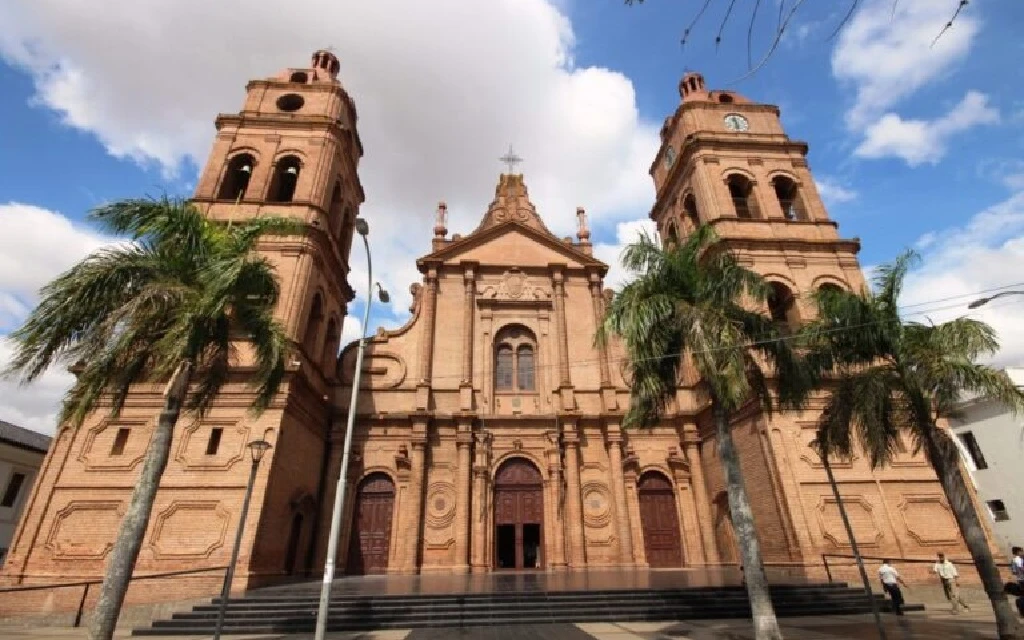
2, 0, 1024, 435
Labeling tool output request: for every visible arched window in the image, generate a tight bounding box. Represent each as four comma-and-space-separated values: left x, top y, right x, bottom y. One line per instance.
516, 345, 535, 391
269, 155, 302, 203
727, 174, 759, 219
217, 154, 255, 201
494, 325, 538, 393
302, 293, 324, 355
773, 176, 805, 221
683, 194, 700, 231
290, 71, 308, 83
328, 180, 343, 235
322, 317, 340, 370
818, 282, 844, 295
495, 346, 514, 390
768, 281, 799, 328
664, 222, 680, 250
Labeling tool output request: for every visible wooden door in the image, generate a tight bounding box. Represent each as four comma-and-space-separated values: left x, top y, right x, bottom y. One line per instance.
347, 473, 395, 575
638, 472, 683, 568
493, 458, 544, 569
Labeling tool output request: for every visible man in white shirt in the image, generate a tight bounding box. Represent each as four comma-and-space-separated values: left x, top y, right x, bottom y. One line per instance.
878, 559, 908, 615
933, 552, 970, 613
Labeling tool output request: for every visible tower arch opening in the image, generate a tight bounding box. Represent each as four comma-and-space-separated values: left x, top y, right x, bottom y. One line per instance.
683, 193, 700, 231
772, 176, 806, 221
726, 174, 759, 219
217, 153, 255, 201
302, 292, 324, 356
767, 281, 799, 329
269, 155, 302, 203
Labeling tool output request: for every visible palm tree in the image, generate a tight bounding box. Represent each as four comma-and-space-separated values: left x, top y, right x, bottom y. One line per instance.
598, 225, 810, 640
3, 197, 300, 640
806, 250, 1024, 640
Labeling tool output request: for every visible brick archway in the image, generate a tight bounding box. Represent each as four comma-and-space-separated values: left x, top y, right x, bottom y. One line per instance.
346, 472, 395, 575
493, 457, 544, 570
638, 471, 683, 568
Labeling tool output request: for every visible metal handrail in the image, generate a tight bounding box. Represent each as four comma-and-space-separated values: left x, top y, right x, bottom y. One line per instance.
0, 565, 227, 628
821, 553, 972, 584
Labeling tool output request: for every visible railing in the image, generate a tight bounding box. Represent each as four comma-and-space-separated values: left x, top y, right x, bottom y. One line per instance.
822, 553, 972, 584
0, 565, 227, 628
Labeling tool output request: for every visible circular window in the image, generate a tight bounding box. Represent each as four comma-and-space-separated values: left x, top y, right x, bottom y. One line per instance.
276, 93, 304, 112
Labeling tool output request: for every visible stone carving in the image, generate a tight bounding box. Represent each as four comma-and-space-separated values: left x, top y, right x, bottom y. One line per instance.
816, 495, 883, 547
78, 419, 148, 472
899, 496, 959, 545
409, 282, 422, 315
480, 268, 550, 301
425, 481, 458, 529
150, 501, 230, 559
174, 420, 248, 471
580, 481, 613, 528
341, 351, 408, 389
46, 501, 123, 559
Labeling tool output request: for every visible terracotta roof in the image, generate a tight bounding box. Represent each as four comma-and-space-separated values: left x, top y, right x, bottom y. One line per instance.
0, 419, 52, 453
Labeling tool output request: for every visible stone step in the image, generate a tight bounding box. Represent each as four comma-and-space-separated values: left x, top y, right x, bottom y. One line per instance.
133, 582, 921, 636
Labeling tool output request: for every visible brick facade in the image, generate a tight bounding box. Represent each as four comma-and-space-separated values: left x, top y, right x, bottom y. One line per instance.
0, 58, 995, 615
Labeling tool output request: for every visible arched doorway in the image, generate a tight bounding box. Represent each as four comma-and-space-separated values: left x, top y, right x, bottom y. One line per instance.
346, 472, 395, 575
638, 471, 683, 568
493, 458, 544, 570
284, 512, 303, 575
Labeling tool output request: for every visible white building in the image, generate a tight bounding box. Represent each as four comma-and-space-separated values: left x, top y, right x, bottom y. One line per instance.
950, 367, 1024, 556
0, 419, 51, 565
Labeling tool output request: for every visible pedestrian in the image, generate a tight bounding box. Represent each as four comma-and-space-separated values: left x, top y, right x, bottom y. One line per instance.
933, 552, 970, 614
1011, 546, 1024, 616
878, 559, 909, 615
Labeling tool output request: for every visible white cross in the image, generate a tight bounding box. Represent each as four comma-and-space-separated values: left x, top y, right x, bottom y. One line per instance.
499, 144, 523, 174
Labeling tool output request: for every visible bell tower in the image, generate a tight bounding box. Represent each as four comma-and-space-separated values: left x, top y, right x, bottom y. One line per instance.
192, 49, 363, 379
650, 71, 865, 321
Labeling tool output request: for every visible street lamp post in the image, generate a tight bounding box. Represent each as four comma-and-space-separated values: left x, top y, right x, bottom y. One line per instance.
315, 218, 390, 640
213, 438, 273, 640
968, 290, 1024, 309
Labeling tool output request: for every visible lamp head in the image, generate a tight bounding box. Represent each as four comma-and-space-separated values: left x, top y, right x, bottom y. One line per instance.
241, 164, 252, 174
247, 439, 272, 463
376, 282, 390, 303
355, 217, 369, 236
967, 297, 989, 309
285, 166, 298, 175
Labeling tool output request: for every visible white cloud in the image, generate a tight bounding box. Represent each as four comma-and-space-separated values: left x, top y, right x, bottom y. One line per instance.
0, 203, 111, 331
978, 158, 1024, 191
0, 338, 73, 435
815, 176, 858, 206
832, 0, 980, 130
900, 191, 1024, 367
340, 315, 363, 346
831, 0, 990, 167
854, 91, 999, 165
593, 218, 658, 289
0, 0, 660, 317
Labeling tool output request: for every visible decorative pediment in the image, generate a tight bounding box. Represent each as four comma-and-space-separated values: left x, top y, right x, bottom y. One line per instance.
479, 268, 551, 303
418, 220, 605, 271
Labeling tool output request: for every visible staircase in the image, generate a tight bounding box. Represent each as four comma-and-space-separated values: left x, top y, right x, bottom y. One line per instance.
133, 582, 922, 635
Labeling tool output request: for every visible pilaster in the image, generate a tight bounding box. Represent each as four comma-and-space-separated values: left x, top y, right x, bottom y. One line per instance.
459, 263, 477, 411
544, 430, 568, 570
684, 427, 718, 564
453, 418, 473, 572
605, 424, 634, 566
400, 420, 429, 573
470, 431, 492, 573
550, 265, 575, 411
561, 420, 586, 567
416, 269, 438, 410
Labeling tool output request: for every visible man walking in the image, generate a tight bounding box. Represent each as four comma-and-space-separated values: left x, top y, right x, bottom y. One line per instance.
933, 552, 970, 614
1012, 546, 1024, 616
878, 559, 909, 615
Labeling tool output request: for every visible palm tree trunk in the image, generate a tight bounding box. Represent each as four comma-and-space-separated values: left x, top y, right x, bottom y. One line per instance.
712, 400, 783, 640
88, 362, 193, 640
920, 426, 1022, 640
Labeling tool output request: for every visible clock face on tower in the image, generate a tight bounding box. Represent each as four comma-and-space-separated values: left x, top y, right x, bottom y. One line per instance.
723, 114, 749, 132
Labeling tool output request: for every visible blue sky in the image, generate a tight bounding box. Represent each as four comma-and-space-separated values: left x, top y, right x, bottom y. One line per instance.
2, 0, 1024, 433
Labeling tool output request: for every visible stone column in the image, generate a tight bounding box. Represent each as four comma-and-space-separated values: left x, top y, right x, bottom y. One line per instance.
470, 432, 492, 573
684, 431, 718, 563
402, 427, 428, 573
605, 426, 634, 565
589, 274, 612, 387
622, 445, 648, 567
562, 424, 586, 567
454, 420, 473, 572
551, 267, 571, 386
460, 265, 476, 411
545, 431, 568, 570
416, 269, 439, 410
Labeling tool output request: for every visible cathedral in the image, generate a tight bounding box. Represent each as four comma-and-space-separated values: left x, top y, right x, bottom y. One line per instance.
0, 51, 987, 609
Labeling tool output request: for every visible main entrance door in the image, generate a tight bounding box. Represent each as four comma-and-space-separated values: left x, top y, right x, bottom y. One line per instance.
493, 458, 544, 570
638, 471, 683, 568
346, 472, 395, 575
